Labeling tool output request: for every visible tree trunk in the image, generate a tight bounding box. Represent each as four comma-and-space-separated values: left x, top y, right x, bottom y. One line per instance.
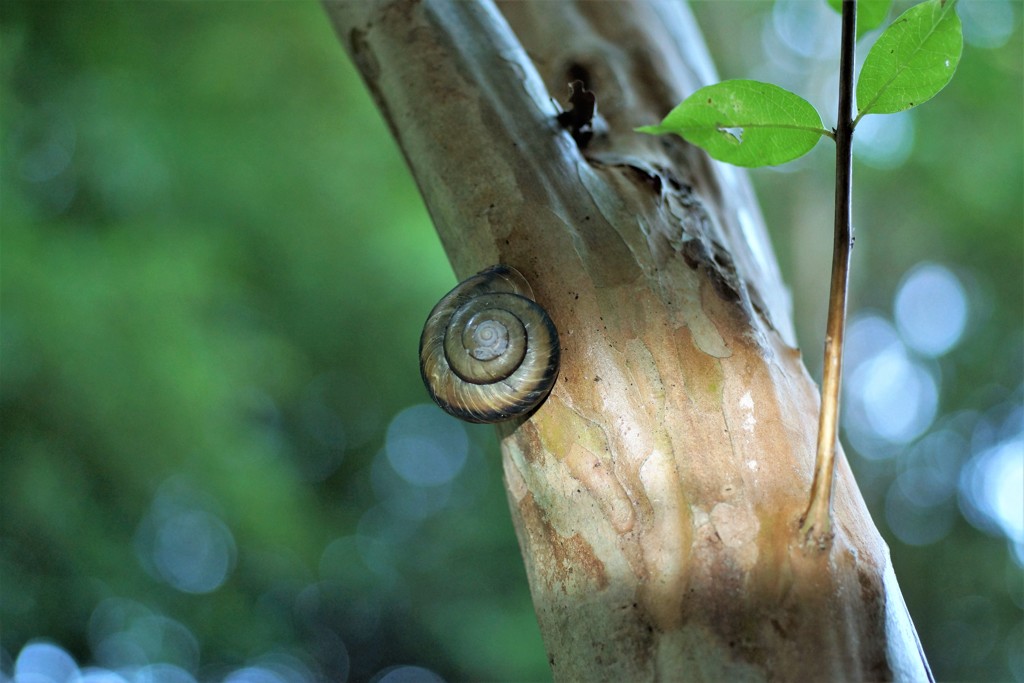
323, 1, 932, 680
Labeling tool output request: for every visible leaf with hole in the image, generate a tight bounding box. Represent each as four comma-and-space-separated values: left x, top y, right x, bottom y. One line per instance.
856, 0, 962, 118
636, 80, 827, 168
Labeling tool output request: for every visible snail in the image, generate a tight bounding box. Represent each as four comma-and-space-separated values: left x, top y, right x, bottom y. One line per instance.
419, 265, 560, 423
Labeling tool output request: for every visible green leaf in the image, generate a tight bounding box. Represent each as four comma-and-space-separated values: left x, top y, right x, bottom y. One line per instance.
856, 0, 963, 118
636, 80, 827, 168
826, 0, 893, 38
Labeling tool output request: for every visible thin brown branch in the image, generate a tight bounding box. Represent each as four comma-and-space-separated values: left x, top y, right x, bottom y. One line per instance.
801, 0, 857, 548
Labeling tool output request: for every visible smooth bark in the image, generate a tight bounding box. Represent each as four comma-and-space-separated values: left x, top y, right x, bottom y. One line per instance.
324, 1, 932, 680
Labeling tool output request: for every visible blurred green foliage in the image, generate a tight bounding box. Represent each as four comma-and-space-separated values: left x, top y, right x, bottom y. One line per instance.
1, 1, 542, 680
1, 1, 1021, 682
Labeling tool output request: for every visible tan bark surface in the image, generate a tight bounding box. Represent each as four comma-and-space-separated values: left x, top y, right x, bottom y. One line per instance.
324, 1, 932, 680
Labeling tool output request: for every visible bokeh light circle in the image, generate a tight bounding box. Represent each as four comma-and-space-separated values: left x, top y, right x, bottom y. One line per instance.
14, 641, 78, 683
895, 263, 968, 358
385, 405, 468, 487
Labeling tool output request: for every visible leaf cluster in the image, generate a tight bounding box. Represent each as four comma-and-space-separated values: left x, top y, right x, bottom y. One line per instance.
638, 0, 963, 167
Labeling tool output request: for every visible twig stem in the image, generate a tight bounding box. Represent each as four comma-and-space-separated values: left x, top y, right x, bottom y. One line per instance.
801, 0, 857, 547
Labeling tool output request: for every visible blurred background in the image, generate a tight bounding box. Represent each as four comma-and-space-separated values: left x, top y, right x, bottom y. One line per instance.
1, 1, 1020, 681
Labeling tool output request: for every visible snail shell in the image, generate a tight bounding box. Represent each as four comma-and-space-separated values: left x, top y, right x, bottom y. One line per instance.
420, 265, 560, 423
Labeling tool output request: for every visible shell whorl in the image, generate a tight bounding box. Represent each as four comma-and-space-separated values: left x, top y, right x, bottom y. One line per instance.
419, 265, 560, 423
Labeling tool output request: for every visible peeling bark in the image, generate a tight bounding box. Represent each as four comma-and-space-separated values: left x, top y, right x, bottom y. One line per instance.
323, 1, 932, 680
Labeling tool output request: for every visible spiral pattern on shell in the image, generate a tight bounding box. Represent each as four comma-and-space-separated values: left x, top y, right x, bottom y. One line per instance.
419, 265, 560, 423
